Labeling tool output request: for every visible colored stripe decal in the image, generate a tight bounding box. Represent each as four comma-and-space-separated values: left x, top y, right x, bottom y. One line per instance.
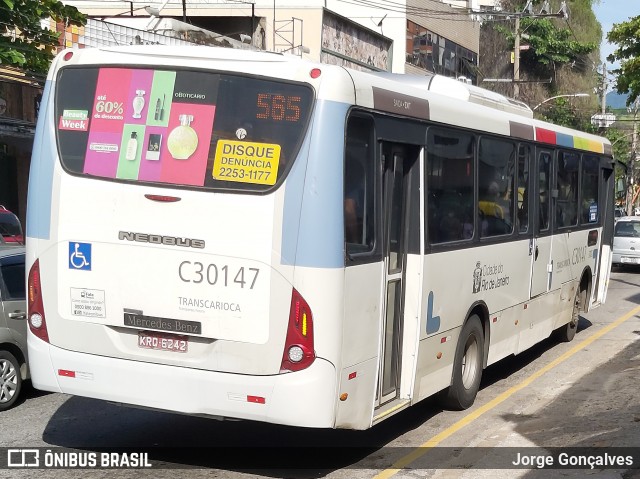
587, 139, 604, 153
556, 132, 573, 147
509, 121, 534, 140
535, 127, 556, 145
535, 127, 606, 154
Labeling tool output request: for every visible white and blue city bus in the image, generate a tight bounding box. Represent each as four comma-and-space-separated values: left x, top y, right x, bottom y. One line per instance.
26, 45, 613, 430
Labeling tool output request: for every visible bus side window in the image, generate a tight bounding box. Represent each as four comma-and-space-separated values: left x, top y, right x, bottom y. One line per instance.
556, 151, 579, 228
538, 152, 551, 231
426, 128, 475, 244
478, 137, 515, 238
517, 144, 530, 233
344, 116, 375, 254
345, 156, 365, 244
581, 155, 599, 224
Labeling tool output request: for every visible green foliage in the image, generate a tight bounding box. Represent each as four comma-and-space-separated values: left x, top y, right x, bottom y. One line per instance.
605, 128, 631, 163
499, 16, 596, 75
607, 15, 640, 106
481, 1, 600, 129
538, 97, 597, 131
604, 128, 632, 193
0, 0, 85, 75
521, 18, 596, 65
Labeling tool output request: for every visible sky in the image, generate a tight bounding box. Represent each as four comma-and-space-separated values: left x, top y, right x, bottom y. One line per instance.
592, 0, 640, 70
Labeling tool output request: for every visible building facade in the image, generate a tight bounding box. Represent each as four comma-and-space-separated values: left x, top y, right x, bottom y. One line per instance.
0, 68, 41, 226
63, 0, 480, 78
4, 0, 481, 226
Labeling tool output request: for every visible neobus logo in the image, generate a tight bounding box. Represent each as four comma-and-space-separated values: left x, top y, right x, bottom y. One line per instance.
118, 231, 205, 249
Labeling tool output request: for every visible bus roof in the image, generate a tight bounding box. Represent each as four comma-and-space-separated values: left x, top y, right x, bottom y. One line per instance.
52, 45, 612, 156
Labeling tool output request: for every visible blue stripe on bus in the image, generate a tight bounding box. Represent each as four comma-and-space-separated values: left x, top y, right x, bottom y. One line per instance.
556, 133, 573, 148
282, 100, 350, 268
26, 80, 55, 240
280, 116, 313, 266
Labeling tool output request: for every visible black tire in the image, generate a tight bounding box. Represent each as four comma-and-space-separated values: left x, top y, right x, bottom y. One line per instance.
554, 286, 584, 343
0, 350, 22, 411
440, 315, 484, 410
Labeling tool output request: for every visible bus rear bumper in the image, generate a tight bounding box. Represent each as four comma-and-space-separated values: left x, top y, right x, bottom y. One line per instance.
28, 334, 338, 428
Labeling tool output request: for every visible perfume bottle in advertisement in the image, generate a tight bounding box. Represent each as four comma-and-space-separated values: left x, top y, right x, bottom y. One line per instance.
125, 131, 138, 161
167, 114, 198, 160
132, 90, 146, 119
145, 133, 162, 161
154, 94, 166, 121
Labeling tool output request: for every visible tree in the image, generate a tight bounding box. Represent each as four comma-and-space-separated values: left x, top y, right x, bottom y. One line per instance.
538, 97, 597, 132
0, 0, 85, 76
480, 0, 600, 124
500, 17, 597, 78
607, 15, 640, 106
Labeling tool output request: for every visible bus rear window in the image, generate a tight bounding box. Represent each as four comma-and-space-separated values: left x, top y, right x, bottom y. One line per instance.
54, 67, 314, 192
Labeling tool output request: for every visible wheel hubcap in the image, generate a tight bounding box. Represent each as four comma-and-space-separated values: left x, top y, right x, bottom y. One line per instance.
461, 335, 479, 389
571, 290, 581, 326
0, 359, 17, 403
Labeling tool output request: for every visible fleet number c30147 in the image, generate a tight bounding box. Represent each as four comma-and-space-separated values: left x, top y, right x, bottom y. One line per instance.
178, 261, 260, 289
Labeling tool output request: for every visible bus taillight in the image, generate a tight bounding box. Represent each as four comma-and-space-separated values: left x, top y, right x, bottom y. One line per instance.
280, 288, 315, 372
28, 259, 49, 343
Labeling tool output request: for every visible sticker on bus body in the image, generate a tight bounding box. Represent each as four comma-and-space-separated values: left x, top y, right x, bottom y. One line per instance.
212, 140, 281, 185
58, 110, 89, 131
69, 242, 92, 270
70, 288, 106, 318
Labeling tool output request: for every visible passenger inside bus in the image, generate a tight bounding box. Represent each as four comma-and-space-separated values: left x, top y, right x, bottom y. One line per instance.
556, 168, 578, 227
344, 158, 365, 244
479, 180, 512, 236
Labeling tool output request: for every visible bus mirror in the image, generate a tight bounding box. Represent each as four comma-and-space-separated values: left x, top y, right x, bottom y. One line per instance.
616, 178, 625, 194
551, 189, 559, 199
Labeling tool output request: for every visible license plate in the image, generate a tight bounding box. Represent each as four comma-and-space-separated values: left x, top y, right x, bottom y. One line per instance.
621, 257, 640, 264
138, 331, 188, 353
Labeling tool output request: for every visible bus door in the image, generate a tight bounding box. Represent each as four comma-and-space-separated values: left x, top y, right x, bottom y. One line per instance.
530, 149, 553, 297
376, 142, 419, 406
593, 160, 615, 305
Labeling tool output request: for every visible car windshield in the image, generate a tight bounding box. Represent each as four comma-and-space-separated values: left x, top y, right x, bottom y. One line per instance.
614, 221, 640, 238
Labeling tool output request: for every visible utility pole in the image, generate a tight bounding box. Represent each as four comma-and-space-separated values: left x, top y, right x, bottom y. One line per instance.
513, 17, 520, 99
510, 1, 565, 101
601, 62, 607, 115
632, 104, 639, 215
627, 99, 639, 216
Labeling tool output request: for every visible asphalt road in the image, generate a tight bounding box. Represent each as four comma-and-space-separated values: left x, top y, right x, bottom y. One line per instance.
0, 266, 639, 479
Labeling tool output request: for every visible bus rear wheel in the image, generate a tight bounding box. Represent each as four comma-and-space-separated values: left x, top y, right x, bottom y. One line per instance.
440, 315, 484, 410
555, 286, 584, 343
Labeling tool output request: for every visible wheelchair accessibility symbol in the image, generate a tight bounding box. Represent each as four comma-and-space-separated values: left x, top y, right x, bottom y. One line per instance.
69, 242, 92, 270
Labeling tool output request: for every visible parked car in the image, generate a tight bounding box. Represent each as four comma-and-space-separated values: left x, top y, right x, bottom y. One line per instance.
0, 206, 23, 244
614, 207, 625, 222
612, 217, 640, 268
0, 245, 27, 410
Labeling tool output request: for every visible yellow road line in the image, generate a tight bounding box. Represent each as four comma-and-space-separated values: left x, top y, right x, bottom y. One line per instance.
373, 304, 640, 479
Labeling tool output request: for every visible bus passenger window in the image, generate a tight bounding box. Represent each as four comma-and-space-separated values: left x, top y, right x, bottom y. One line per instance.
538, 152, 551, 231
517, 145, 530, 233
345, 158, 365, 244
478, 138, 515, 238
344, 116, 374, 253
556, 152, 579, 228
426, 128, 474, 244
581, 155, 599, 224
